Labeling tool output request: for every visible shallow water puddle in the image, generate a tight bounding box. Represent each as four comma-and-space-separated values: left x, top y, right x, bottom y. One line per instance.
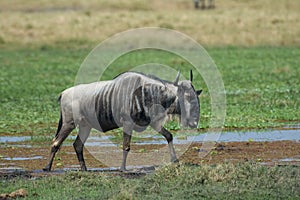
2, 156, 43, 161
0, 136, 30, 143
0, 128, 299, 174
205, 129, 300, 142
1, 129, 299, 147
276, 157, 300, 162
76, 129, 300, 146
85, 129, 300, 146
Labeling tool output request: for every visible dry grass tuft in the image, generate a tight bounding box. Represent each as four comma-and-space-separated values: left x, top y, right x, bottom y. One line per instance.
0, 0, 299, 46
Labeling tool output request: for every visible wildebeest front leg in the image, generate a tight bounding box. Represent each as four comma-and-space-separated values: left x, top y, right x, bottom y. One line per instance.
159, 127, 178, 162
120, 124, 133, 172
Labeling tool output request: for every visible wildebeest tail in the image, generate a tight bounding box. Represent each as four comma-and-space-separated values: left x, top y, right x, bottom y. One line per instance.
55, 112, 63, 137
55, 94, 63, 137
57, 93, 62, 102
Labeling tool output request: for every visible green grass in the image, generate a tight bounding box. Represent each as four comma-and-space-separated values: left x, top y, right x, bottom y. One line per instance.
210, 46, 300, 128
0, 45, 86, 135
1, 45, 299, 135
1, 163, 299, 199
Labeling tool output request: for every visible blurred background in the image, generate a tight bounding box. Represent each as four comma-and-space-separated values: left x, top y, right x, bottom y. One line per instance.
0, 0, 299, 47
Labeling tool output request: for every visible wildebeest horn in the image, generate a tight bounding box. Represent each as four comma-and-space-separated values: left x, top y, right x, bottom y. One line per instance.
190, 70, 193, 82
173, 70, 180, 86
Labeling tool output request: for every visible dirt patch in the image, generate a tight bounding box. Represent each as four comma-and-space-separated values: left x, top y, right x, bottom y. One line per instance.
0, 141, 299, 174
0, 188, 28, 199
181, 141, 300, 166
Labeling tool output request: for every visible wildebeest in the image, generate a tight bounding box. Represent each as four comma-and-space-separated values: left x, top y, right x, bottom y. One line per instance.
194, 0, 215, 9
43, 70, 202, 172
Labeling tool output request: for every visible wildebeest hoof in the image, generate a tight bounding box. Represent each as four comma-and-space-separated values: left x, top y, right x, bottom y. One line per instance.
119, 167, 127, 172
42, 167, 51, 172
80, 166, 87, 171
171, 158, 179, 163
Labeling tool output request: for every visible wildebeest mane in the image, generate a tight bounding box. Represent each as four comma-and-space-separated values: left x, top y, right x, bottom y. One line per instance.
113, 71, 172, 85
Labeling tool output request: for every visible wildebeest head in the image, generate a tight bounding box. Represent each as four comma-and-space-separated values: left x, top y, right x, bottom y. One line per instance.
174, 70, 202, 128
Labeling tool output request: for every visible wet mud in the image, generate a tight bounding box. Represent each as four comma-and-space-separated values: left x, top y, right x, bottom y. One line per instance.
1, 139, 299, 178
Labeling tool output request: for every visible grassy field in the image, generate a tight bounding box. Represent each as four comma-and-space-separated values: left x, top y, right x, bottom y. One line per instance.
0, 0, 300, 199
1, 45, 299, 135
1, 163, 299, 199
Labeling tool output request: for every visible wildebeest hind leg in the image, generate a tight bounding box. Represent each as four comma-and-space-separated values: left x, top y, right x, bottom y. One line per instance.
73, 125, 91, 171
43, 122, 75, 171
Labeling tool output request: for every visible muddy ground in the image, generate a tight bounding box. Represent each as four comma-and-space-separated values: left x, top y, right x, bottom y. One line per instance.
1, 140, 299, 176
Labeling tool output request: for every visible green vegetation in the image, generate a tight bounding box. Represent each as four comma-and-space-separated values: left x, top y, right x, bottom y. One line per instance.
1, 163, 299, 199
1, 46, 299, 136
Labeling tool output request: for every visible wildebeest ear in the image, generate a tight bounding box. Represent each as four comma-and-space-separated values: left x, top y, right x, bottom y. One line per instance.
196, 89, 202, 96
